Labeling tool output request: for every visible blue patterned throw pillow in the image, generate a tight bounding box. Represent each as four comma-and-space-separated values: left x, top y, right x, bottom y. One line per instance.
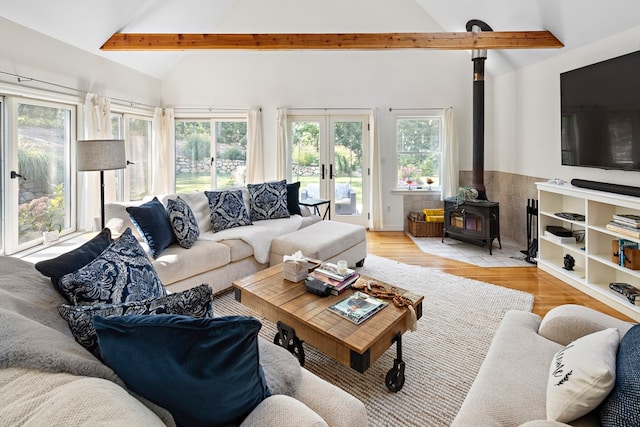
167, 196, 199, 249
205, 189, 252, 232
94, 314, 271, 427
599, 324, 640, 426
126, 197, 176, 258
59, 228, 166, 305
59, 284, 213, 358
248, 180, 290, 221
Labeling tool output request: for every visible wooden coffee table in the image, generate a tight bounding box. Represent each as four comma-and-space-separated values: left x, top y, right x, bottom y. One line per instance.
232, 264, 423, 392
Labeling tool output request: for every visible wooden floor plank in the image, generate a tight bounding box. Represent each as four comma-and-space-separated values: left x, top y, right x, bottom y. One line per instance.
366, 231, 634, 322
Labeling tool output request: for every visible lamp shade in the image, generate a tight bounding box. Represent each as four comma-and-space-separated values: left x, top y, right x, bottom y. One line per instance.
77, 139, 126, 171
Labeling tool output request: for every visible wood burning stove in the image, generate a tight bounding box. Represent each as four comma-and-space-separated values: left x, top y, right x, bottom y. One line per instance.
442, 198, 501, 254
441, 20, 501, 254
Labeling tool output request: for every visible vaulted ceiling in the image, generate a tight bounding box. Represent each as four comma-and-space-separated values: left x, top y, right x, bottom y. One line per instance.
1, 0, 638, 79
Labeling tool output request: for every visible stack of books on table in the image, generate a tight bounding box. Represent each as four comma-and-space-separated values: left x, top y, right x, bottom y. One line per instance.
606, 214, 640, 239
609, 282, 640, 306
309, 262, 360, 295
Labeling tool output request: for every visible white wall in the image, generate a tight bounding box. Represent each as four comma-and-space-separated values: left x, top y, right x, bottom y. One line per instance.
162, 49, 474, 229
492, 26, 640, 188
0, 17, 161, 107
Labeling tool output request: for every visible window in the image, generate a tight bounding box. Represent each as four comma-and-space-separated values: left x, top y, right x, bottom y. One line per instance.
5, 98, 75, 254
395, 114, 442, 189
126, 116, 152, 201
174, 118, 247, 192
110, 112, 152, 201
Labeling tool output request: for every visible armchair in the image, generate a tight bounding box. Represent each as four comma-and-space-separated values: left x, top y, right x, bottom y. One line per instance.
301, 183, 357, 215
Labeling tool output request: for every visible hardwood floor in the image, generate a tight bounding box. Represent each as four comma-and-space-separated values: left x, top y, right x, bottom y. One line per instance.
366, 231, 634, 322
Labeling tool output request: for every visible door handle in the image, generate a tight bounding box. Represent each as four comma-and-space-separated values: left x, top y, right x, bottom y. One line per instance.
321, 164, 325, 180
10, 171, 27, 181
329, 164, 334, 179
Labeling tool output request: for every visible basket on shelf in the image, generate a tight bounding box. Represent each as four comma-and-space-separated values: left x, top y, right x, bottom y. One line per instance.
407, 209, 444, 237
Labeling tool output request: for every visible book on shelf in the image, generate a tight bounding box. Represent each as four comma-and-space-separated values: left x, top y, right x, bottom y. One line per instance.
327, 291, 388, 324
606, 221, 640, 239
609, 282, 640, 305
613, 213, 640, 228
307, 270, 359, 295
314, 262, 356, 281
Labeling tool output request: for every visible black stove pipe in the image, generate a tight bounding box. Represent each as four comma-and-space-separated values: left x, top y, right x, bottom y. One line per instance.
466, 19, 493, 201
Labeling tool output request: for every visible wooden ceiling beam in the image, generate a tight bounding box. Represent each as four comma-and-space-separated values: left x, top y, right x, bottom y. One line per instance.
100, 31, 563, 51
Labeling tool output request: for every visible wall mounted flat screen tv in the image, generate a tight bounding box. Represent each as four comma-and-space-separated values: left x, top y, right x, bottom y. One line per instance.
561, 51, 640, 171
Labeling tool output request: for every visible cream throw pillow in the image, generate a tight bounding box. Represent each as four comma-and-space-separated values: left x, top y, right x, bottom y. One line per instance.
546, 328, 619, 423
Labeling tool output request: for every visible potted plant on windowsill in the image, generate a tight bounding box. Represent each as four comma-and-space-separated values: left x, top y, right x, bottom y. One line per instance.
43, 223, 62, 244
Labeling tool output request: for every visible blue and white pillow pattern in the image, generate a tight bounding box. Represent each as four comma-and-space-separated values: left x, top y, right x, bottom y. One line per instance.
167, 196, 200, 249
205, 189, 252, 232
59, 228, 166, 306
248, 179, 290, 221
59, 284, 214, 358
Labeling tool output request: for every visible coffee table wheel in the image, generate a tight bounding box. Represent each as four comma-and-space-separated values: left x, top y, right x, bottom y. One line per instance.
385, 360, 405, 392
273, 332, 305, 366
273, 321, 306, 366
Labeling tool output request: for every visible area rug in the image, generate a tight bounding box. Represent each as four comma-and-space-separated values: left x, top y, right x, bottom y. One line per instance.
407, 232, 533, 267
214, 255, 534, 427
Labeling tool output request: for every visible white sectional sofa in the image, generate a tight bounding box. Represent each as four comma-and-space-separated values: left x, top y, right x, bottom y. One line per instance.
105, 190, 323, 294
0, 255, 369, 427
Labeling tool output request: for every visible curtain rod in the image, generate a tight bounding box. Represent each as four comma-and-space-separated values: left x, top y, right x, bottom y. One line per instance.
389, 107, 451, 111
0, 70, 157, 109
170, 106, 259, 112
284, 107, 373, 111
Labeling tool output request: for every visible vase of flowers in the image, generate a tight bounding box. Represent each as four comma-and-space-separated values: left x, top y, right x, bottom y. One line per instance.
426, 178, 434, 190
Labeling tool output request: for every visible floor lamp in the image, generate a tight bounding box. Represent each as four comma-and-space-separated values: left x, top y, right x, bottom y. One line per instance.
77, 139, 126, 230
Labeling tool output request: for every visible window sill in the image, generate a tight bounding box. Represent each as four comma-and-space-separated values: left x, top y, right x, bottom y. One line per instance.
391, 188, 441, 194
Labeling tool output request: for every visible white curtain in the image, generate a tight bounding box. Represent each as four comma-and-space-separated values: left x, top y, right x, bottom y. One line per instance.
151, 107, 174, 195
369, 109, 383, 230
247, 107, 264, 184
79, 93, 112, 231
275, 108, 288, 180
441, 107, 459, 200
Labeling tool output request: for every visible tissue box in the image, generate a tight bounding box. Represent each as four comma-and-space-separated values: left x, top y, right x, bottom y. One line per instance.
283, 260, 309, 282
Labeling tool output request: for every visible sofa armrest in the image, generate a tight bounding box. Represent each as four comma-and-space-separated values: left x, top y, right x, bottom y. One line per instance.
538, 304, 634, 346
240, 395, 328, 427
294, 368, 368, 427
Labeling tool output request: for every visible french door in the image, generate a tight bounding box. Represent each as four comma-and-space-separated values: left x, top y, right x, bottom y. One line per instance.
4, 97, 75, 254
288, 112, 370, 227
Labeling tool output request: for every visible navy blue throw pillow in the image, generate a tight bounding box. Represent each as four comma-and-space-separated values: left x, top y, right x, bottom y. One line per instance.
94, 314, 271, 427
599, 323, 640, 426
35, 228, 113, 300
287, 181, 302, 216
126, 197, 176, 258
59, 228, 166, 306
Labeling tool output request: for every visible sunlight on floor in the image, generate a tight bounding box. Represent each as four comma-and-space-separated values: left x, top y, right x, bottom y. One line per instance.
406, 232, 534, 267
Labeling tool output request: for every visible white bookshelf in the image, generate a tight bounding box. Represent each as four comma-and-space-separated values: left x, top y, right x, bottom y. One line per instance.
536, 182, 640, 321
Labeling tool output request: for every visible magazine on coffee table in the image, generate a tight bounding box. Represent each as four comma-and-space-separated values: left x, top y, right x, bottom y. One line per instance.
328, 292, 388, 324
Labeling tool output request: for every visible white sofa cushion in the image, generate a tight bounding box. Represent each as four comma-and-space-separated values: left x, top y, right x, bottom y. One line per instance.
152, 239, 231, 285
